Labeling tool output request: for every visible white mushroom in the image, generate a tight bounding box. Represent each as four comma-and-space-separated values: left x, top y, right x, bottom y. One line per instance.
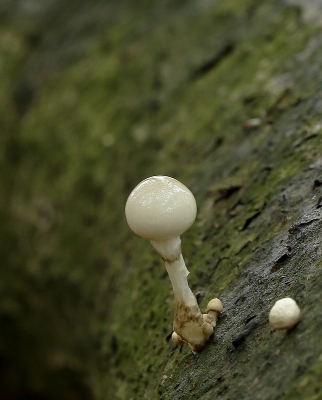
125, 175, 218, 352
269, 297, 300, 330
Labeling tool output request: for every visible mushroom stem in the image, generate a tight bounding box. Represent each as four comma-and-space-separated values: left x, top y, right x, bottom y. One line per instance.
151, 237, 196, 306
164, 256, 197, 305
203, 310, 220, 327
151, 237, 213, 353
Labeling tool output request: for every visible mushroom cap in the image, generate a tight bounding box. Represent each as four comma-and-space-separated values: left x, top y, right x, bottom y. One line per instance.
269, 297, 300, 330
125, 176, 197, 240
207, 298, 223, 313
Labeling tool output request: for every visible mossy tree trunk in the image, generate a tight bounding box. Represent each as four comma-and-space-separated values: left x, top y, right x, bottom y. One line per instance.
1, 0, 322, 399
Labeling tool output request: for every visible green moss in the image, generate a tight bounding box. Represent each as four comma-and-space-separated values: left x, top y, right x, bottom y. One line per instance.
281, 357, 322, 400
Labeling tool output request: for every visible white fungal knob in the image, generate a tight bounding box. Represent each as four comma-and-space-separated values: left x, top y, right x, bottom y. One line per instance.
125, 175, 197, 241
269, 297, 300, 330
203, 298, 223, 327
171, 331, 185, 346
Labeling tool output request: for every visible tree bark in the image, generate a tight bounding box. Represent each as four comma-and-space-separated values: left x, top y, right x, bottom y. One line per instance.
1, 0, 322, 399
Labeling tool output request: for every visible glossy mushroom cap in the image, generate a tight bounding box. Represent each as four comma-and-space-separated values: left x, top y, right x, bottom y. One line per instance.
125, 176, 197, 241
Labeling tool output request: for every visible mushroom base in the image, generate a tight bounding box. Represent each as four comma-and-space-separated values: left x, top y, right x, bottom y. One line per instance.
173, 301, 214, 353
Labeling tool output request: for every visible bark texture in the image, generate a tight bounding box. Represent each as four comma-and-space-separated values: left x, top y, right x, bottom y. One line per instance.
1, 0, 322, 399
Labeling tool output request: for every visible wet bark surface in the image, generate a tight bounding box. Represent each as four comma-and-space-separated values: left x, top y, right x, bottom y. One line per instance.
1, 0, 322, 399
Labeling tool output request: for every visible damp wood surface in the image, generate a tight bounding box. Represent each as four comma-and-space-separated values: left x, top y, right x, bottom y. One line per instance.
1, 0, 322, 399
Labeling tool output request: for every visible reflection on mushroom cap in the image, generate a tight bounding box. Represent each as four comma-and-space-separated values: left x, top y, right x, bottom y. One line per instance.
125, 176, 197, 240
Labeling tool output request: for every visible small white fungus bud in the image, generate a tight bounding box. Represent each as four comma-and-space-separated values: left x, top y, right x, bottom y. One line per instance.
203, 298, 223, 327
171, 331, 185, 346
269, 297, 300, 330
